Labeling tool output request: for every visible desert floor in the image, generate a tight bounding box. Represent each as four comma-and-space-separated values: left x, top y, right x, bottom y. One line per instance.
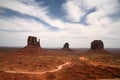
0, 47, 120, 80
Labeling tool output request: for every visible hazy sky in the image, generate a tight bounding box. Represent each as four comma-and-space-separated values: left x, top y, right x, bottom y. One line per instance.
0, 0, 120, 48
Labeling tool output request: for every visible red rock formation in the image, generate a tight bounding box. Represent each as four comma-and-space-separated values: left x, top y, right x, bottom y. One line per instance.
62, 42, 73, 52
91, 40, 104, 50
27, 36, 40, 47
17, 36, 45, 53
86, 40, 109, 54
63, 42, 69, 49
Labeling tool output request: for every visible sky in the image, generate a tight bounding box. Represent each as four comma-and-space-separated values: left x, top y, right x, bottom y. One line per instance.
0, 0, 120, 48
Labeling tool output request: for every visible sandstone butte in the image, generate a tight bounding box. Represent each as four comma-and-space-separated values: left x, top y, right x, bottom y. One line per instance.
88, 40, 109, 54
17, 36, 46, 54
62, 42, 73, 52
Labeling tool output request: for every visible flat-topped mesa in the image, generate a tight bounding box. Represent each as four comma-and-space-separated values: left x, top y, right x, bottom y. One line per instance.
62, 42, 73, 52
27, 36, 40, 47
16, 36, 47, 53
91, 40, 104, 50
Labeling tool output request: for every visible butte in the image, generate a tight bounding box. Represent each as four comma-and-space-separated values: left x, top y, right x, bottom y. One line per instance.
61, 42, 73, 52
17, 36, 46, 54
88, 40, 109, 54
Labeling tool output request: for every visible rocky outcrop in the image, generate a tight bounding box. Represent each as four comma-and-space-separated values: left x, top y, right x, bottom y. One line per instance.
63, 42, 69, 49
86, 40, 109, 54
17, 36, 46, 53
27, 36, 40, 47
62, 42, 73, 52
91, 40, 104, 50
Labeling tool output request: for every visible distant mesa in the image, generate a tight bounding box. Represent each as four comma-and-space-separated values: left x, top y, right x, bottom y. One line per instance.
62, 42, 73, 52
27, 36, 40, 47
25, 36, 42, 49
17, 36, 46, 53
91, 40, 104, 50
86, 40, 110, 54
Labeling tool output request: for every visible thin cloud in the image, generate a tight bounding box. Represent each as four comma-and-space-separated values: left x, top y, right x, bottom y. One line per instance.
0, 0, 65, 29
62, 0, 85, 22
0, 16, 50, 32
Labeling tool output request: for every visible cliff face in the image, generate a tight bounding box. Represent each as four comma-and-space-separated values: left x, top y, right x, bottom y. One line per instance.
17, 36, 46, 53
27, 36, 40, 47
91, 40, 104, 50
86, 40, 109, 54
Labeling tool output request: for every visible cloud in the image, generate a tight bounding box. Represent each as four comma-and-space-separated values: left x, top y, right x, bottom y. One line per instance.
0, 0, 67, 30
62, 0, 85, 22
85, 0, 120, 24
0, 9, 5, 13
0, 17, 50, 32
85, 0, 120, 14
0, 0, 120, 48
62, 0, 120, 22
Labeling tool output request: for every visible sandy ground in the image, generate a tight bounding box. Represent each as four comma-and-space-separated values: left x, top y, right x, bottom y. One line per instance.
0, 47, 120, 80
4, 62, 71, 74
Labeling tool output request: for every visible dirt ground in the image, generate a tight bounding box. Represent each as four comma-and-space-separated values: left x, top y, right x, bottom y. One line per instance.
0, 47, 120, 80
